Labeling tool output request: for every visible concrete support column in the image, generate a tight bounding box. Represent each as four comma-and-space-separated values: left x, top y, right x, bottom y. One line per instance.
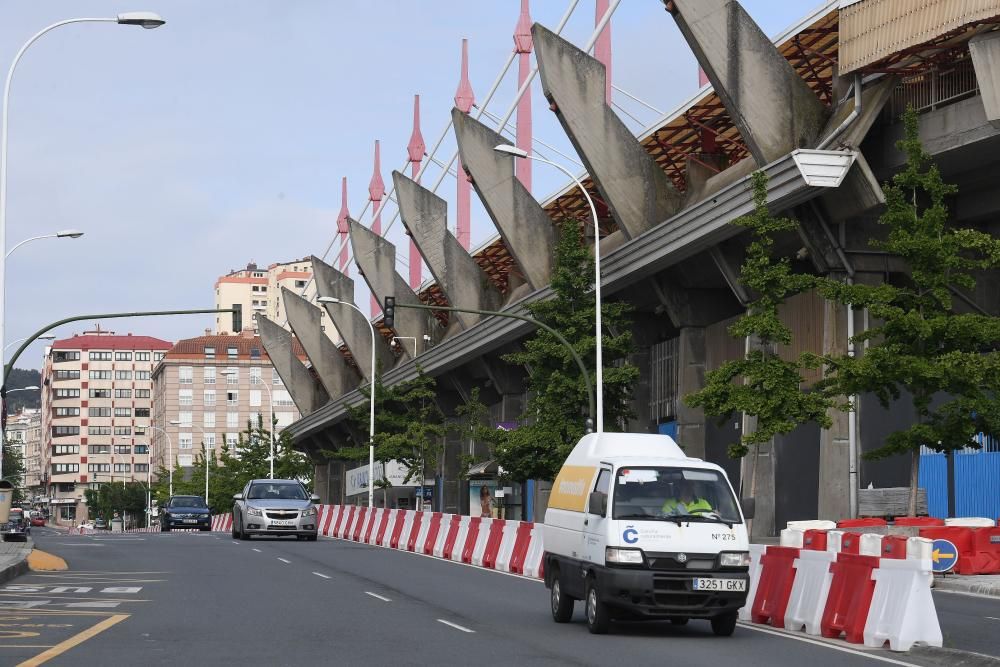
818, 297, 851, 521
970, 31, 1000, 129
676, 327, 707, 460
739, 338, 775, 540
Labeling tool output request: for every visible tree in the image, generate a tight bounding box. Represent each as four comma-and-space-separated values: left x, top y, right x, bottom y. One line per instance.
451, 387, 503, 478
495, 222, 639, 482
84, 482, 148, 527
818, 107, 1000, 515
1, 442, 25, 503
684, 171, 836, 458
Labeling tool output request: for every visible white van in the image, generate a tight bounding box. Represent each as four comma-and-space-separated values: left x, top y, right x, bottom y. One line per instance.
543, 432, 753, 635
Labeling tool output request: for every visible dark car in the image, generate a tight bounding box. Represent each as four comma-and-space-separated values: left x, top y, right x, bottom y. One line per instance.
1, 509, 30, 542
160, 495, 212, 531
94, 517, 108, 530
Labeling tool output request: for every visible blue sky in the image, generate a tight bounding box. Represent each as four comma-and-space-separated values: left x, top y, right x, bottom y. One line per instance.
0, 1, 823, 369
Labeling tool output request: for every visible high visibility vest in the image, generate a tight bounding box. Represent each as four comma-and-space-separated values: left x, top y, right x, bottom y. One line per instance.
662, 497, 713, 514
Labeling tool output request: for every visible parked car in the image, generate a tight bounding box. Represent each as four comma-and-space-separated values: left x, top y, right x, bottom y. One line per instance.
94, 518, 108, 530
1, 508, 30, 542
232, 479, 319, 541
160, 495, 212, 532
29, 512, 45, 527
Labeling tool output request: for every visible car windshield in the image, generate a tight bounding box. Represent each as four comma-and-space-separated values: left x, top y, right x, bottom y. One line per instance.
170, 497, 207, 508
247, 483, 307, 501
612, 467, 742, 524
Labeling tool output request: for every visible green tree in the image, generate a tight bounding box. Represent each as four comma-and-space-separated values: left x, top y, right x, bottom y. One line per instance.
451, 387, 503, 478
684, 171, 835, 458
495, 222, 639, 482
1, 441, 25, 503
84, 482, 148, 527
818, 107, 1000, 515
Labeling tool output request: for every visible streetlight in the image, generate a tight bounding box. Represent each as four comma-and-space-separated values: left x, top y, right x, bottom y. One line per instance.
6, 230, 84, 258
3, 334, 54, 352
142, 423, 173, 496
0, 11, 166, 422
221, 365, 274, 479
390, 336, 417, 356
317, 296, 376, 508
1, 384, 39, 480
171, 421, 211, 503
494, 144, 604, 432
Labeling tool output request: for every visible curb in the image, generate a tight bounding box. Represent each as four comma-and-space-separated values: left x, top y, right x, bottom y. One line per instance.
910, 646, 1000, 666
0, 547, 31, 586
933, 577, 1000, 599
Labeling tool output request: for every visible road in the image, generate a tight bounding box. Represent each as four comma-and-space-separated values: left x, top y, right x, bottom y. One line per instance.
0, 526, 992, 666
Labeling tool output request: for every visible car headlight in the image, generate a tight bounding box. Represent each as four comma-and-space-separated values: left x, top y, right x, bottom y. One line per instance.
605, 547, 644, 565
245, 507, 263, 517
301, 507, 317, 517
720, 551, 751, 567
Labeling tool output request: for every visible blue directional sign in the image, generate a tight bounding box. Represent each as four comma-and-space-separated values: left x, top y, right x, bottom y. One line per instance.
931, 538, 959, 573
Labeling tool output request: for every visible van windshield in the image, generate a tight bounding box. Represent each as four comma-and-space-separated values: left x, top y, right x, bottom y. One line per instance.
612, 467, 741, 524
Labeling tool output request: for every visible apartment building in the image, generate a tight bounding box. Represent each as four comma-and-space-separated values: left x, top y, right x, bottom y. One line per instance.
5, 408, 41, 499
40, 329, 172, 523
213, 258, 337, 342
151, 331, 302, 472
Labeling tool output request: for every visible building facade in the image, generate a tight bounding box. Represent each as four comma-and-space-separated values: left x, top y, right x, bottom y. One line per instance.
40, 329, 172, 523
5, 408, 41, 500
151, 332, 302, 474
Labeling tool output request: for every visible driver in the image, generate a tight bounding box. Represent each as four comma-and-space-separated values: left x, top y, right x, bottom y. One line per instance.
661, 479, 713, 515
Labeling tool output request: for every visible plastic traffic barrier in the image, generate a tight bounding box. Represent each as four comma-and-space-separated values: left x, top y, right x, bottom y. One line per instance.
787, 520, 837, 531
944, 517, 995, 528
821, 552, 880, 644
462, 517, 484, 564
352, 507, 369, 541
507, 522, 535, 575
446, 516, 471, 561
779, 528, 805, 548
784, 548, 837, 635
392, 511, 414, 550
880, 535, 908, 560
751, 546, 800, 627
365, 509, 383, 544
422, 513, 445, 555
738, 544, 767, 622
837, 518, 887, 529
522, 523, 545, 579
338, 506, 356, 539
803, 529, 828, 551
893, 517, 944, 528
859, 533, 882, 556
321, 506, 340, 536
918, 527, 975, 574
481, 519, 507, 569
494, 521, 521, 572
406, 511, 426, 552
470, 518, 493, 566
863, 557, 943, 651
435, 515, 459, 558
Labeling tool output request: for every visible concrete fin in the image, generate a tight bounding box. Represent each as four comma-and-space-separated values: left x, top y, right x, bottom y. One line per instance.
668, 0, 828, 164
531, 22, 684, 238
347, 218, 443, 350
310, 255, 394, 379
281, 288, 360, 398
451, 108, 556, 289
393, 171, 503, 329
970, 32, 1000, 129
256, 315, 329, 415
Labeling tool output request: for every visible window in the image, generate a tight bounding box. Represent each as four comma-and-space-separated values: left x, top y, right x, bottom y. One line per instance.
250, 367, 261, 385
135, 463, 149, 473
135, 408, 150, 418
89, 370, 111, 380
89, 351, 112, 361
114, 445, 131, 454
114, 408, 131, 418
204, 347, 215, 360
52, 463, 79, 474
88, 407, 111, 417
54, 370, 80, 380
294, 279, 307, 288
88, 464, 111, 473
178, 412, 192, 427
115, 352, 132, 361
227, 390, 239, 406
114, 463, 130, 473
115, 389, 132, 399
272, 370, 283, 386
135, 445, 149, 455
203, 367, 216, 384
250, 390, 261, 407
154, 352, 165, 362
54, 388, 80, 399
250, 347, 261, 360
135, 352, 151, 361
53, 445, 79, 455
53, 351, 80, 362
204, 412, 216, 428
135, 426, 146, 435
135, 389, 150, 398
114, 426, 131, 436
205, 434, 216, 449
226, 433, 238, 448
227, 412, 239, 428
89, 389, 111, 399
135, 371, 151, 380
227, 346, 238, 360
273, 390, 293, 407
179, 433, 193, 450
179, 389, 193, 406
115, 370, 132, 380
88, 426, 112, 436
88, 445, 111, 455
178, 454, 193, 467
179, 366, 193, 384
226, 368, 238, 385
203, 390, 216, 406
54, 407, 80, 417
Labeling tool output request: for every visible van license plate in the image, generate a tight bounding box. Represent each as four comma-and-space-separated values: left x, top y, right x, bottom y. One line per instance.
693, 578, 746, 592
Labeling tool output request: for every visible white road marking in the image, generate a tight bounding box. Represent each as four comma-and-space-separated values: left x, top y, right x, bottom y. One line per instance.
436, 619, 474, 633
277, 558, 291, 564
737, 623, 919, 666
364, 591, 391, 602
987, 616, 1000, 621
232, 541, 240, 545
252, 548, 262, 553
65, 601, 121, 608
313, 573, 331, 580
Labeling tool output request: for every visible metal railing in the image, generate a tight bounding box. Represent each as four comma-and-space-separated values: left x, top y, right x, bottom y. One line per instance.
884, 55, 979, 119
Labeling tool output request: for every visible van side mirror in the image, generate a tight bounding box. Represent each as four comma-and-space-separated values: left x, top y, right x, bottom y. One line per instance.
588, 491, 607, 517
741, 497, 755, 520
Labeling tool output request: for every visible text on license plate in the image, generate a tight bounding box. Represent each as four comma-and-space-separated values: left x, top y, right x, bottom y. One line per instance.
271, 520, 295, 526
183, 519, 198, 524
693, 578, 746, 592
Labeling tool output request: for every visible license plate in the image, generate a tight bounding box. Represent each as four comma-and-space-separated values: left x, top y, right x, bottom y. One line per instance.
183, 519, 198, 524
693, 578, 746, 592
272, 520, 295, 526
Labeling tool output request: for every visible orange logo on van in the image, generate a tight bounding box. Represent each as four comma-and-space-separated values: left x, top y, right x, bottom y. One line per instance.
548, 465, 597, 512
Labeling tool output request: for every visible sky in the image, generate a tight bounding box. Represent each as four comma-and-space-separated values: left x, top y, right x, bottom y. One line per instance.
0, 0, 824, 370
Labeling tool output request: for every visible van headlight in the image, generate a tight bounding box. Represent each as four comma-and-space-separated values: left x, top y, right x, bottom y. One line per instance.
605, 547, 644, 565
720, 551, 751, 567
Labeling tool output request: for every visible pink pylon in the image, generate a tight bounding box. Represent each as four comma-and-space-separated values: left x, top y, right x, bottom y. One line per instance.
595, 0, 613, 105
454, 39, 475, 251
514, 0, 533, 193
369, 140, 385, 316
407, 94, 425, 290
336, 176, 350, 276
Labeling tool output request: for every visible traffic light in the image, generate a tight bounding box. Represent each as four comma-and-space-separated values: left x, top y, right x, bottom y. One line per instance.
383, 296, 395, 328
232, 304, 243, 333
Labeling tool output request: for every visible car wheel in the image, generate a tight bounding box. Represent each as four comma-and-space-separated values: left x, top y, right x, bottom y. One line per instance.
669, 617, 689, 626
307, 535, 317, 542
710, 612, 738, 637
231, 518, 238, 539
238, 516, 250, 541
550, 573, 574, 623
585, 577, 611, 635
162, 524, 171, 532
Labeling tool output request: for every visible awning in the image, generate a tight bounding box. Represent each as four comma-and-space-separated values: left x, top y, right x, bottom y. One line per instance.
467, 460, 498, 478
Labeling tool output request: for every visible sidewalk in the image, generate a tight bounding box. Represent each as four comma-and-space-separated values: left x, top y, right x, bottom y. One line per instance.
935, 574, 1000, 598
0, 539, 32, 584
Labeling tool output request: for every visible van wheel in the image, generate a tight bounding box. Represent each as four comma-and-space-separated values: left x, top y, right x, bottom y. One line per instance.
711, 612, 737, 637
550, 576, 574, 623
585, 578, 611, 634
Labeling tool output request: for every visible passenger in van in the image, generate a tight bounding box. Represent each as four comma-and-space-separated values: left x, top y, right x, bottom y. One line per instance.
661, 480, 714, 515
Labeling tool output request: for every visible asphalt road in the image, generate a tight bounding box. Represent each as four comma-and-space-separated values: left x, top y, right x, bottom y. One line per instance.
0, 526, 994, 666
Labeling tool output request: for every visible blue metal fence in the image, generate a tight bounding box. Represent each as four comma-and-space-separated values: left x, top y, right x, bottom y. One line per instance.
919, 434, 1000, 519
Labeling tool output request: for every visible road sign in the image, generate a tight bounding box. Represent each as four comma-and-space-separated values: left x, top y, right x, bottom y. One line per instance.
930, 538, 959, 573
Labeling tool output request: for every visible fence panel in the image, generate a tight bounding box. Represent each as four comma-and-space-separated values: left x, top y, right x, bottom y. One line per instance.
919, 435, 1000, 519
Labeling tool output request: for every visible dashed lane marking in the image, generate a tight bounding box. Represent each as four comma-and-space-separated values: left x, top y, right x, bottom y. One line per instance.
364, 592, 391, 602
277, 558, 291, 564
252, 549, 262, 553
313, 573, 331, 580
436, 619, 474, 633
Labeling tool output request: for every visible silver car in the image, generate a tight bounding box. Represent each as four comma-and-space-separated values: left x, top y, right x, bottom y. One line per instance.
232, 479, 320, 541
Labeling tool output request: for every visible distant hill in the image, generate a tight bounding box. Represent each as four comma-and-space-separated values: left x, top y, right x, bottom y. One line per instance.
6, 369, 41, 413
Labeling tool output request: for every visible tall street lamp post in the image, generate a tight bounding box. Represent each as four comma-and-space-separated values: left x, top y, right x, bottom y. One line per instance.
317, 297, 376, 508
494, 144, 604, 432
